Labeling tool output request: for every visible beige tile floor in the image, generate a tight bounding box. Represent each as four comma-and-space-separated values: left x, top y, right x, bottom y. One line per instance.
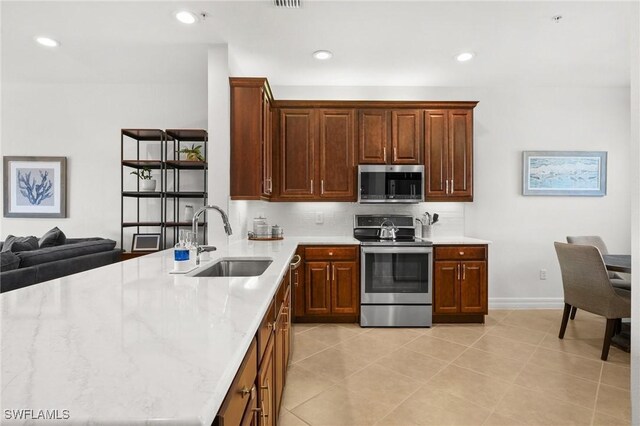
278, 309, 631, 426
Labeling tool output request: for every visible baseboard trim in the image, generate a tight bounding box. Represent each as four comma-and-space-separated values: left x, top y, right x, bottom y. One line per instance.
489, 297, 564, 309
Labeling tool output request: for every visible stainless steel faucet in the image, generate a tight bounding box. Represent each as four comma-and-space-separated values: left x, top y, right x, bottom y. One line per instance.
192, 205, 233, 265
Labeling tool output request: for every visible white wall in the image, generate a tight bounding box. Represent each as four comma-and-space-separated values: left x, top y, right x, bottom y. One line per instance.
230, 84, 631, 308
0, 79, 207, 245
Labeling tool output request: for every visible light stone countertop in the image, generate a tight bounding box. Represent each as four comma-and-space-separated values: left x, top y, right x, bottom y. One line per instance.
0, 237, 358, 425
424, 236, 492, 245
0, 234, 487, 425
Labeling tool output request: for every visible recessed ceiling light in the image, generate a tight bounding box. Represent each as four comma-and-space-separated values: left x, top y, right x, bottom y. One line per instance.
455, 52, 475, 62
35, 36, 60, 47
313, 50, 333, 60
175, 10, 198, 24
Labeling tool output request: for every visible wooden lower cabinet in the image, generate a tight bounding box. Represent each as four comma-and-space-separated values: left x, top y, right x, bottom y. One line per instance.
216, 276, 292, 425
214, 339, 258, 426
433, 245, 488, 323
257, 337, 274, 426
295, 246, 359, 322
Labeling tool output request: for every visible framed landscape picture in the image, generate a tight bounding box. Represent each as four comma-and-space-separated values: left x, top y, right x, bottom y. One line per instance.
522, 151, 607, 196
3, 156, 67, 218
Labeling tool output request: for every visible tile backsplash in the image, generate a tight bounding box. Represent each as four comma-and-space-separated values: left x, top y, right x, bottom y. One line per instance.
229, 200, 465, 240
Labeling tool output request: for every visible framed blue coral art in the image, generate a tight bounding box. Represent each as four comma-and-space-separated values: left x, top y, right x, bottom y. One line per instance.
522, 151, 607, 196
3, 156, 67, 218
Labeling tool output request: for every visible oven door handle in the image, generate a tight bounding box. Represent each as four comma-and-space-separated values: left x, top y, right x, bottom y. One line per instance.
361, 246, 432, 254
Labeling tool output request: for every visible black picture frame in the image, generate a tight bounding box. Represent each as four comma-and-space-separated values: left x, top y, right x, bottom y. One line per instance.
131, 233, 161, 252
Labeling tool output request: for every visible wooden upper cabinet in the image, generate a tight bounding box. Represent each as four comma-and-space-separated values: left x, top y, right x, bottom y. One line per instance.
278, 109, 315, 198
449, 110, 473, 198
318, 109, 356, 200
425, 109, 474, 201
391, 110, 422, 164
262, 92, 273, 197
358, 110, 388, 164
230, 78, 273, 200
425, 110, 448, 198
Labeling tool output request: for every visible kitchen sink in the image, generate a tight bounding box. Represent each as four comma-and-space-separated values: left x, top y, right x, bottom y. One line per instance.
189, 257, 273, 277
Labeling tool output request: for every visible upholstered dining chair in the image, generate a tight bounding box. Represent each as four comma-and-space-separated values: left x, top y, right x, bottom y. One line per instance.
566, 236, 631, 320
554, 242, 631, 360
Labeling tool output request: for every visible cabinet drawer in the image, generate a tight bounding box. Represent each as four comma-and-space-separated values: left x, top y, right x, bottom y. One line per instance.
435, 246, 486, 260
216, 339, 258, 426
257, 300, 275, 364
304, 246, 358, 261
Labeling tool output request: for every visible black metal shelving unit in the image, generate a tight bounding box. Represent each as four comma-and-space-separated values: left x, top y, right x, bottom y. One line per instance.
120, 128, 208, 253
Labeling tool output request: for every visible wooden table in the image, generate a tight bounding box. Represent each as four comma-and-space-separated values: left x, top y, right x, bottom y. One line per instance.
603, 254, 631, 273
602, 254, 631, 352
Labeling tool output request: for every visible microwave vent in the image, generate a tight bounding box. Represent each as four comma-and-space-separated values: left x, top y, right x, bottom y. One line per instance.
274, 0, 301, 8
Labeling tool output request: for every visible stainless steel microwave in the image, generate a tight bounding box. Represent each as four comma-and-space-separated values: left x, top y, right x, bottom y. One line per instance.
358, 165, 424, 203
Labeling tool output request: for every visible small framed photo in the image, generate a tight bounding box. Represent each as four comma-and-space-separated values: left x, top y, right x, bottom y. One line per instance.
132, 233, 161, 252
3, 156, 67, 218
522, 151, 607, 196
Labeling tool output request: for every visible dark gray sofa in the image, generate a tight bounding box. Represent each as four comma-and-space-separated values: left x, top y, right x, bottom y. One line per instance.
0, 238, 121, 293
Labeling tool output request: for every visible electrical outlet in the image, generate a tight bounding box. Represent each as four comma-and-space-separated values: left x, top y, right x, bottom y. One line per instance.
315, 212, 324, 224
539, 269, 547, 280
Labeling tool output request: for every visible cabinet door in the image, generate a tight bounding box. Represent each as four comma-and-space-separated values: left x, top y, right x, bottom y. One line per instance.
283, 286, 291, 371
459, 261, 487, 313
274, 308, 284, 417
330, 261, 358, 315
258, 337, 274, 426
279, 109, 315, 198
433, 261, 459, 314
292, 249, 305, 321
230, 81, 263, 199
319, 109, 356, 199
391, 110, 422, 164
448, 110, 473, 199
305, 262, 331, 315
261, 92, 273, 197
424, 110, 448, 198
358, 110, 388, 164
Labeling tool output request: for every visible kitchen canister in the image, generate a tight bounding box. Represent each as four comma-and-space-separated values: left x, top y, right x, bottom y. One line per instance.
184, 205, 194, 222
253, 216, 269, 237
422, 224, 433, 239
271, 225, 284, 238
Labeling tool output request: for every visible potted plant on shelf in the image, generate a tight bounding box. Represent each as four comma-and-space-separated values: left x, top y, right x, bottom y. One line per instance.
130, 167, 156, 192
177, 144, 204, 162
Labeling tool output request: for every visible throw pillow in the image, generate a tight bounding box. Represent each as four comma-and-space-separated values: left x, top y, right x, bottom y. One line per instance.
39, 227, 67, 248
0, 251, 21, 271
1, 235, 39, 253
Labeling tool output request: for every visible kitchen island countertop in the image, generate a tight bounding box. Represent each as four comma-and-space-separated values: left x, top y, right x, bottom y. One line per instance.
0, 237, 358, 425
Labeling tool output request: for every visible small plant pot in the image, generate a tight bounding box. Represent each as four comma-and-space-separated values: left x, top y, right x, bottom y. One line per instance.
141, 179, 157, 192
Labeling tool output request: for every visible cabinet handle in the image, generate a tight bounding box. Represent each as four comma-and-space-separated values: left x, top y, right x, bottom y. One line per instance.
268, 178, 273, 192
294, 270, 299, 287
394, 147, 397, 161
383, 147, 387, 162
239, 384, 256, 399
445, 180, 449, 194
333, 264, 336, 281
462, 264, 466, 280
451, 179, 454, 193
459, 251, 464, 255
267, 322, 274, 329
321, 179, 324, 195
326, 265, 329, 282
457, 264, 460, 280
310, 179, 314, 194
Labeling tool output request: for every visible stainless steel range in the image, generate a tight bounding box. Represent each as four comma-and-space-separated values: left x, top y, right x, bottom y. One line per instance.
354, 214, 433, 327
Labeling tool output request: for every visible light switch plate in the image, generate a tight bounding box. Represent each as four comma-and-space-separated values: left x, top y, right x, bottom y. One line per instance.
315, 212, 324, 224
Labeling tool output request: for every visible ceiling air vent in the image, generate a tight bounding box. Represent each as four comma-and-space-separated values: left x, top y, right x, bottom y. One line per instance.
274, 0, 301, 8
